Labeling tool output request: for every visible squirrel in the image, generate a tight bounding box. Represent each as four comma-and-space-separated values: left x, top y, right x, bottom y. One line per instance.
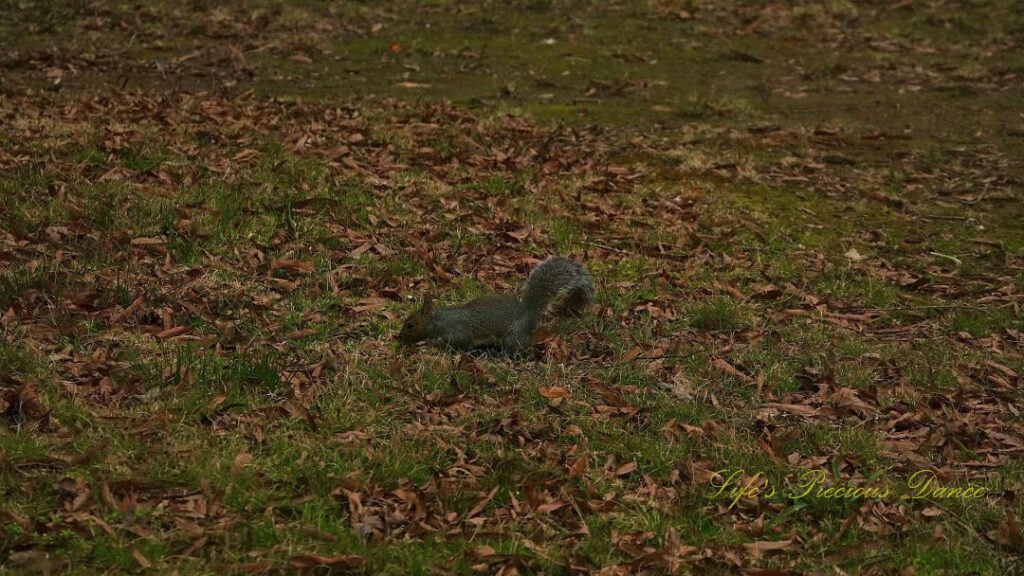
397, 256, 594, 353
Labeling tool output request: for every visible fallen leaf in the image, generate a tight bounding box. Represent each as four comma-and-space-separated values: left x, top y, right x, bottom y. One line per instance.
742, 539, 794, 559
130, 546, 152, 568
131, 237, 165, 246
620, 345, 643, 362
270, 259, 314, 273
538, 386, 570, 399
2, 381, 48, 420
289, 554, 364, 570
156, 326, 190, 340
219, 561, 272, 572
615, 461, 637, 476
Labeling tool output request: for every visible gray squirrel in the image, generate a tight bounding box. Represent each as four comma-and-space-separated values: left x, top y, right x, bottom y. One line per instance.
397, 256, 594, 353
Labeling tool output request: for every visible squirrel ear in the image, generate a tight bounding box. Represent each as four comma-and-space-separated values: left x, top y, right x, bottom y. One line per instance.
421, 295, 434, 313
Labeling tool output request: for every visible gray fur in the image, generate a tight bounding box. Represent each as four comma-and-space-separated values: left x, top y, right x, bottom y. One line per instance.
522, 256, 594, 318
426, 257, 594, 353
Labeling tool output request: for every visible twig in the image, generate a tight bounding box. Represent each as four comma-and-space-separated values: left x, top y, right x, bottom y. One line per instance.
928, 251, 963, 266
845, 304, 981, 312
927, 502, 1001, 550
622, 351, 701, 363
593, 242, 634, 255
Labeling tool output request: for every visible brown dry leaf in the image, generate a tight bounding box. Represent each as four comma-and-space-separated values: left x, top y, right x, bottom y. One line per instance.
742, 538, 794, 559
763, 403, 818, 417
350, 242, 373, 257
219, 561, 272, 572
156, 326, 190, 340
568, 455, 588, 478
231, 149, 261, 162
270, 259, 314, 273
6, 550, 49, 567
615, 461, 637, 476
829, 387, 875, 417
752, 284, 783, 300
286, 328, 316, 339
130, 546, 152, 568
824, 540, 883, 564
2, 381, 48, 420
289, 554, 364, 571
538, 386, 570, 399
3, 22, 1020, 574
232, 452, 254, 473
69, 439, 110, 465
984, 360, 1018, 379
465, 486, 499, 519
620, 345, 644, 362
130, 237, 165, 246
506, 227, 532, 241
661, 372, 694, 400
282, 401, 319, 431
663, 419, 704, 439
987, 512, 1023, 551
207, 394, 228, 410
327, 145, 351, 159
473, 545, 497, 558
72, 291, 100, 309
536, 501, 566, 514
713, 358, 755, 384
971, 237, 1004, 249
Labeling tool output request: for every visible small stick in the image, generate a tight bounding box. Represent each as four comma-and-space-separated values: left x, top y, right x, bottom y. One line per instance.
928, 251, 963, 266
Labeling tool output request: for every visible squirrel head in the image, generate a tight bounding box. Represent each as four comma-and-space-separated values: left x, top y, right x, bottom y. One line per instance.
397, 296, 434, 344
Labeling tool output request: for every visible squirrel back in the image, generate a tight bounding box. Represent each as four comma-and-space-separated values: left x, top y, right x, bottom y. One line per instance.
397, 256, 594, 353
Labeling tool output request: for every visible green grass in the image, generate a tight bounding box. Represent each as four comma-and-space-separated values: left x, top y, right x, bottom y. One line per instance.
688, 297, 750, 333
0, 1, 1021, 574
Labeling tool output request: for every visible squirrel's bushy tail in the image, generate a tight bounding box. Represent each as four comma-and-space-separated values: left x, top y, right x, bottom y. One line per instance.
521, 256, 594, 326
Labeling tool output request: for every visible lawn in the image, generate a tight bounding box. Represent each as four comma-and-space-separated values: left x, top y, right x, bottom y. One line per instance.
1, 1, 1022, 574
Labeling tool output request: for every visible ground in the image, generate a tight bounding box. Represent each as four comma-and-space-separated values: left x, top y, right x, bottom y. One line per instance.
1, 1, 1022, 575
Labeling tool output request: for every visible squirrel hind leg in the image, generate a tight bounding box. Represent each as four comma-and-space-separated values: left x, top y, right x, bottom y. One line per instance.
502, 332, 534, 355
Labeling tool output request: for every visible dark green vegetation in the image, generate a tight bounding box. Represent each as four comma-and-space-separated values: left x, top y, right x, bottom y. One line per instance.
1, 1, 1022, 574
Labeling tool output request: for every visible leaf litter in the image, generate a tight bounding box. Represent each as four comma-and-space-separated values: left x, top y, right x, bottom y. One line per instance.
1, 1, 1022, 575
